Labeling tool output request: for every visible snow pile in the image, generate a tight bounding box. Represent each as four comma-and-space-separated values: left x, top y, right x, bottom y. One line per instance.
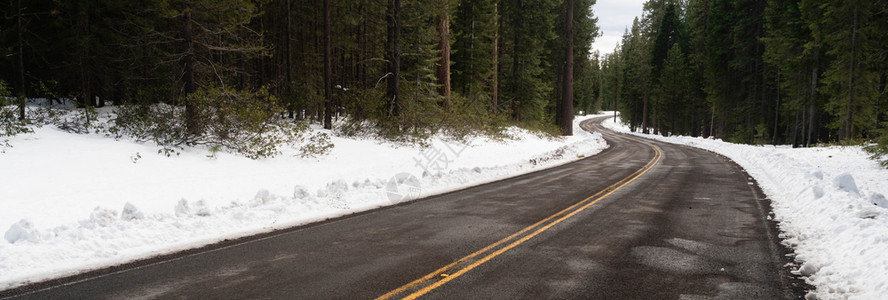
0, 113, 607, 291
603, 117, 888, 300
3, 220, 41, 244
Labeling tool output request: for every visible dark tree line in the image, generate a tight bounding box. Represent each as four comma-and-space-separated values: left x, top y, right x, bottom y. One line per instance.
1, 0, 602, 139
601, 0, 888, 147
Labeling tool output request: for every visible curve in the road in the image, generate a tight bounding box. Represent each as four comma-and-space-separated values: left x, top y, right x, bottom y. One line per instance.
1, 116, 808, 299
379, 138, 661, 299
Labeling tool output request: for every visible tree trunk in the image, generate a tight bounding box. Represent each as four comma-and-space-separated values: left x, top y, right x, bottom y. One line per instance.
560, 0, 574, 136
642, 85, 650, 134
670, 94, 676, 136
844, 2, 858, 140
806, 52, 818, 146
436, 9, 451, 112
323, 0, 333, 129
491, 2, 499, 114
791, 110, 800, 148
387, 0, 401, 118
773, 68, 780, 145
358, 0, 367, 87
184, 5, 198, 136
709, 103, 715, 137
78, 1, 93, 108
511, 3, 520, 122
16, 0, 26, 120
286, 0, 294, 118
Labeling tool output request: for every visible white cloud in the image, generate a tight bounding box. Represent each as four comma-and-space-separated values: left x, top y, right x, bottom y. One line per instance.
591, 0, 646, 55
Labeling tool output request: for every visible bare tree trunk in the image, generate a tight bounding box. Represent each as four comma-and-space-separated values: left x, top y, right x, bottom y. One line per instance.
773, 68, 780, 145
491, 2, 499, 114
511, 4, 520, 122
642, 85, 650, 134
844, 2, 859, 140
436, 8, 451, 112
184, 5, 198, 136
77, 1, 93, 108
387, 0, 401, 118
16, 0, 26, 120
809, 51, 820, 145
670, 94, 676, 136
323, 0, 333, 129
286, 0, 294, 118
560, 0, 574, 136
791, 110, 800, 148
709, 103, 715, 137
358, 0, 367, 87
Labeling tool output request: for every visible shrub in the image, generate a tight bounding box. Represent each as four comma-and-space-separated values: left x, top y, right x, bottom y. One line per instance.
111, 87, 331, 159
864, 126, 888, 168
0, 81, 31, 139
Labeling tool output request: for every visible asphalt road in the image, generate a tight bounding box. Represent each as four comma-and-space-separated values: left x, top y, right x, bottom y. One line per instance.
2, 116, 808, 299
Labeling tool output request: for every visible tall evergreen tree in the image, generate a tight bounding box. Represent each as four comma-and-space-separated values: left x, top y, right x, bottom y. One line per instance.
820, 0, 883, 140
452, 0, 497, 103
500, 0, 558, 123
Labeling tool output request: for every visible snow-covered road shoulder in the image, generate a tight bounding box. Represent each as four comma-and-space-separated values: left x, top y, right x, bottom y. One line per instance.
0, 114, 607, 291
602, 117, 888, 300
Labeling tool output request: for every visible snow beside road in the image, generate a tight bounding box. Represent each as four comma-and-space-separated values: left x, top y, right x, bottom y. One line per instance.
602, 117, 888, 300
0, 113, 608, 291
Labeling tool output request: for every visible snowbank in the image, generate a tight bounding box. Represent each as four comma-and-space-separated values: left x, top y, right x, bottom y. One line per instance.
602, 117, 888, 300
0, 113, 607, 290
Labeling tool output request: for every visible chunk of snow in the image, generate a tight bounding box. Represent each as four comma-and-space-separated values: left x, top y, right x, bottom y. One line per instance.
88, 207, 117, 228
326, 180, 349, 195
798, 262, 820, 276
293, 186, 311, 200
175, 199, 191, 217
121, 203, 144, 221
4, 220, 41, 244
804, 292, 818, 300
253, 189, 272, 203
833, 173, 859, 195
253, 189, 273, 205
193, 200, 211, 217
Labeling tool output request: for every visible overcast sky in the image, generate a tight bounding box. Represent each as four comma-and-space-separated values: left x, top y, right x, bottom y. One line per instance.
591, 0, 646, 56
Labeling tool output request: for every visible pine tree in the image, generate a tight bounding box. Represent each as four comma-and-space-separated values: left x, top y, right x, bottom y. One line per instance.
452, 0, 497, 103
658, 44, 689, 135
820, 0, 883, 140
500, 0, 558, 123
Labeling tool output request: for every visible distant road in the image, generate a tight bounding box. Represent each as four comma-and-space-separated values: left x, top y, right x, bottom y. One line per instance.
2, 116, 807, 299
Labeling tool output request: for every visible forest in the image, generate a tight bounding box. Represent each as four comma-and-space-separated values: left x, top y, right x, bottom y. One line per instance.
0, 0, 601, 157
2, 0, 887, 160
601, 0, 888, 154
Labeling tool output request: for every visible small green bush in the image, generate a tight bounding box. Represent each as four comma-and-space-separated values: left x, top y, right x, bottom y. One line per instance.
864, 126, 888, 168
0, 81, 32, 139
299, 132, 334, 158
111, 87, 331, 159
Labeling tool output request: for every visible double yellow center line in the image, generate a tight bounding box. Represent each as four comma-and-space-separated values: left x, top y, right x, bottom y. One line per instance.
377, 141, 663, 299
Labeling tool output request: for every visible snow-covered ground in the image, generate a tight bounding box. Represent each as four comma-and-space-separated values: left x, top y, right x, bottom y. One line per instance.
0, 112, 608, 291
602, 117, 888, 300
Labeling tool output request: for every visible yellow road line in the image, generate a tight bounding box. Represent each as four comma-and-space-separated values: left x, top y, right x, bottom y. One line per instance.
378, 140, 662, 300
